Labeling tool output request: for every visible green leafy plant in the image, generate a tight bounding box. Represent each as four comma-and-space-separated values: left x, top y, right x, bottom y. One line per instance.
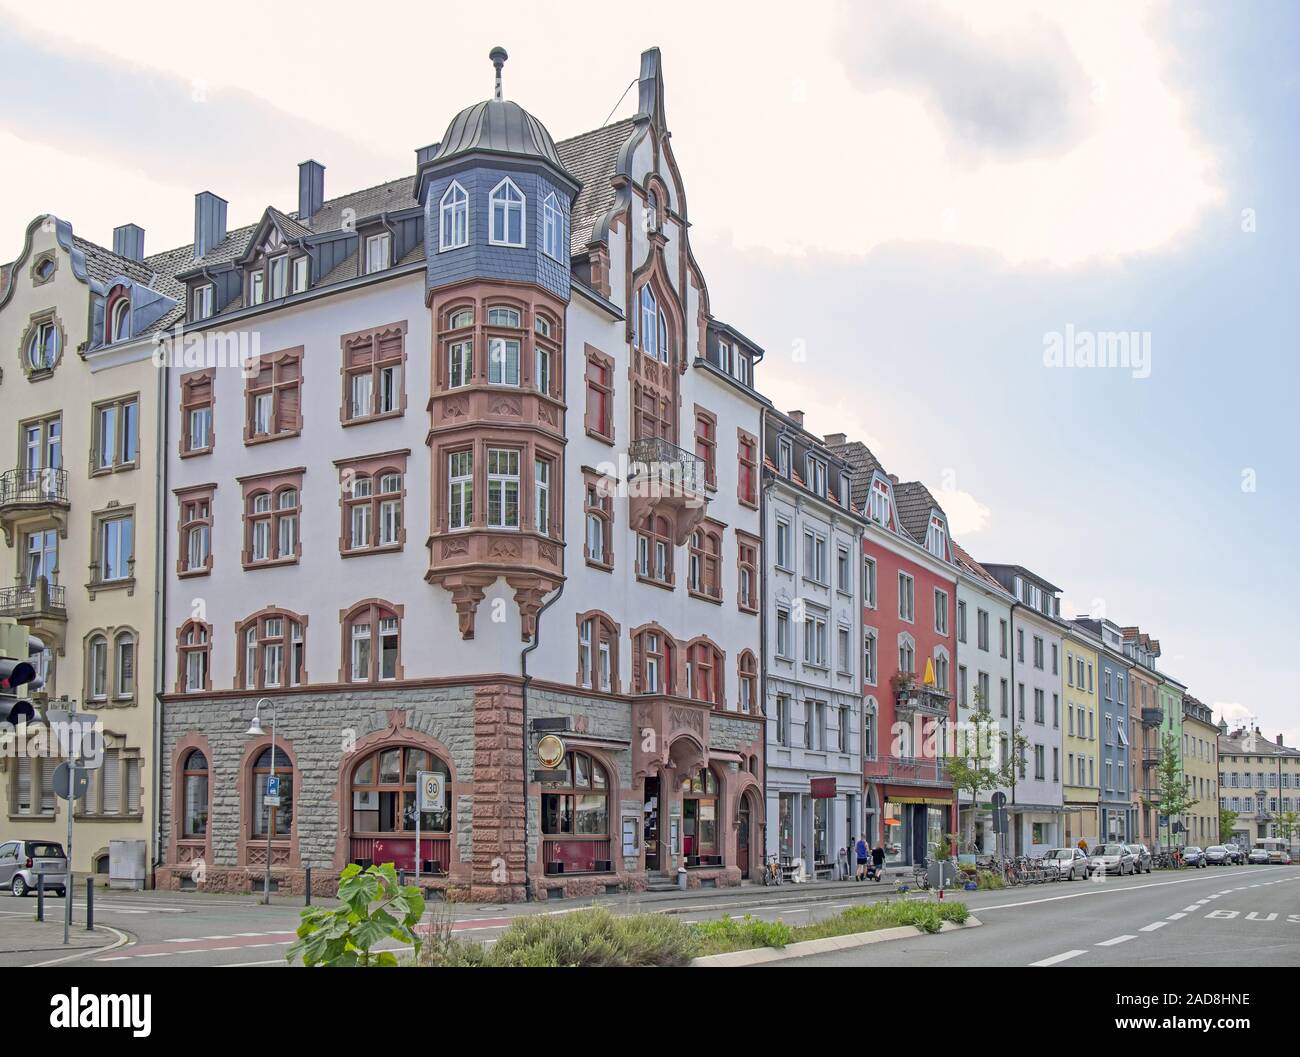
287, 862, 425, 967
692, 914, 794, 956
1219, 806, 1239, 844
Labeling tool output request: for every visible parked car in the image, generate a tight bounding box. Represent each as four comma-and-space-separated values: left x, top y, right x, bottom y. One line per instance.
1182, 846, 1208, 868
1248, 847, 1270, 864
1088, 843, 1136, 876
1042, 847, 1090, 880
1125, 843, 1153, 873
1222, 843, 1246, 865
0, 839, 68, 897
1204, 845, 1231, 865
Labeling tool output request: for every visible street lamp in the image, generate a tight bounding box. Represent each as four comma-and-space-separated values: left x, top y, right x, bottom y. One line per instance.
245, 698, 277, 905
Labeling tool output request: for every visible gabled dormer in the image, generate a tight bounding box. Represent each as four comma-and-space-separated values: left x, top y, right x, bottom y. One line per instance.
866, 472, 897, 532
236, 208, 313, 308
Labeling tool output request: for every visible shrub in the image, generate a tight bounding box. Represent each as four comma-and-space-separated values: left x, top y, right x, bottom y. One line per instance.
692, 914, 794, 956
976, 870, 1005, 890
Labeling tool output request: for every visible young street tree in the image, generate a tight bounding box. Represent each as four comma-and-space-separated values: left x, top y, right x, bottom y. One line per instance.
1219, 806, 1239, 845
948, 694, 1027, 852
1143, 730, 1197, 848
1275, 810, 1300, 848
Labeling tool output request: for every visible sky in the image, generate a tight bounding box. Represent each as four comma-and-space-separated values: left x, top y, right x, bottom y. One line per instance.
2, 0, 1296, 743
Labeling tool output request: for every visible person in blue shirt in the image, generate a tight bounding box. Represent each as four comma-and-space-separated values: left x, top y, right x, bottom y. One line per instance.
855, 835, 869, 881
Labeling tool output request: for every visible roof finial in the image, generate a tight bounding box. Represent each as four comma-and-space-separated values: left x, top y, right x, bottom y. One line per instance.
490, 46, 508, 101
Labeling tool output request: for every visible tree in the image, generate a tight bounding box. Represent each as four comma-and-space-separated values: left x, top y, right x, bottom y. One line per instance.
1219, 806, 1238, 845
947, 697, 1027, 852
1275, 810, 1300, 849
1142, 731, 1196, 848
287, 862, 425, 967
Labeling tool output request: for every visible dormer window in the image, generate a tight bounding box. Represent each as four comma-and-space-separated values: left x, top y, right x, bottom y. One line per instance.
807, 457, 827, 497
365, 233, 391, 275
718, 340, 732, 374
736, 352, 751, 387
292, 256, 309, 294
192, 283, 214, 322
269, 255, 288, 299
489, 177, 525, 247
250, 272, 266, 306
542, 192, 564, 261
440, 181, 469, 250
107, 288, 130, 343
869, 479, 891, 526
777, 438, 792, 477
925, 515, 947, 559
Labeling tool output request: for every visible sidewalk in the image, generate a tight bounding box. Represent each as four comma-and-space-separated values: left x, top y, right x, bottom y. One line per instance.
0, 915, 116, 956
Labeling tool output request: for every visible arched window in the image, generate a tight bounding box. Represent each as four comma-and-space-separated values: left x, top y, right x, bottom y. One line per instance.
344, 471, 403, 552
237, 610, 306, 690
113, 630, 135, 699
343, 601, 402, 682
251, 746, 292, 838
439, 180, 469, 250
107, 288, 130, 343
182, 750, 209, 837
540, 751, 611, 874
738, 651, 757, 714
488, 177, 525, 247
486, 305, 522, 386
637, 286, 658, 359
178, 620, 210, 692
686, 640, 723, 706
350, 746, 451, 835
681, 768, 720, 863
87, 633, 108, 702
632, 626, 676, 695
688, 525, 722, 600
542, 192, 564, 261
899, 634, 915, 675
577, 613, 618, 693
636, 514, 673, 586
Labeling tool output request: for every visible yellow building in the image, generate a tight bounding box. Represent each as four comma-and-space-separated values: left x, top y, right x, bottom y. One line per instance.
1062, 627, 1101, 846
0, 215, 180, 880
1180, 696, 1219, 847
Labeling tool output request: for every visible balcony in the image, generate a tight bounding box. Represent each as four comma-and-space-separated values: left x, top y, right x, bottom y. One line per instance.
0, 468, 69, 546
1140, 707, 1164, 727
627, 437, 707, 546
0, 577, 67, 649
1141, 747, 1162, 767
894, 683, 952, 719
885, 755, 952, 788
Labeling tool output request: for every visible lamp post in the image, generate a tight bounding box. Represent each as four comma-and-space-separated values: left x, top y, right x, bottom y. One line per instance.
245, 698, 276, 905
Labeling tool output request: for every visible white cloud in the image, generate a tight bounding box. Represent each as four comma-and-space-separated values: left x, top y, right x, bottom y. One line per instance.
933, 486, 992, 536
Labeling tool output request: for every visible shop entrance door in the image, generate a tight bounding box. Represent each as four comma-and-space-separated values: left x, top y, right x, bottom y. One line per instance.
911, 805, 928, 864
644, 776, 660, 873
737, 798, 751, 879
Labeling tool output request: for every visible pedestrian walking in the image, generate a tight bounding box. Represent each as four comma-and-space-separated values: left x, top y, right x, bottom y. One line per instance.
855, 835, 869, 880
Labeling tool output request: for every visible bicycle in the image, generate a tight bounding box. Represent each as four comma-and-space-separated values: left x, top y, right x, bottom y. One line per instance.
759, 854, 784, 886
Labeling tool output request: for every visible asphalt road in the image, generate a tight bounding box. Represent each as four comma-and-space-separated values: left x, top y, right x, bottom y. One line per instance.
2, 864, 1295, 967
768, 864, 1300, 966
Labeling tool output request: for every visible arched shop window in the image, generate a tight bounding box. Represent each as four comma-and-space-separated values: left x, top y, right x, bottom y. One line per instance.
681, 767, 720, 865
540, 752, 611, 875
350, 746, 451, 835
251, 747, 293, 838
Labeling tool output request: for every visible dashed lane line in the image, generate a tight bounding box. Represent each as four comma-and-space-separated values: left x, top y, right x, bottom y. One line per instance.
1031, 949, 1088, 967
1139, 921, 1169, 932
1096, 935, 1136, 946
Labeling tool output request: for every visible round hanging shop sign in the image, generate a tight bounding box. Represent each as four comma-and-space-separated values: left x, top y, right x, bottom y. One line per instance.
537, 734, 566, 769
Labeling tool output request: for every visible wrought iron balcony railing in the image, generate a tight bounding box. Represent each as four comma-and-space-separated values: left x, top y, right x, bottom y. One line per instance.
626, 437, 705, 497
1140, 707, 1164, 727
0, 579, 66, 619
0, 467, 69, 508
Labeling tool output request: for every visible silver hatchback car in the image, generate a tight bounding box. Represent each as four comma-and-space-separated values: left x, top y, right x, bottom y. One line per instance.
0, 839, 68, 897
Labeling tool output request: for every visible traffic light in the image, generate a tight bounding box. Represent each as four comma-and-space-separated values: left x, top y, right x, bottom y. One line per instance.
1, 633, 44, 725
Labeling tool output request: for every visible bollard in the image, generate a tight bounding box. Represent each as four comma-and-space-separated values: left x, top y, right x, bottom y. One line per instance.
36, 873, 44, 922
304, 865, 312, 907
86, 877, 94, 931
399, 868, 407, 887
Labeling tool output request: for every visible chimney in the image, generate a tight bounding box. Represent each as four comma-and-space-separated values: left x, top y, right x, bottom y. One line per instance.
824, 432, 847, 447
1278, 734, 1285, 746
788, 410, 804, 427
416, 143, 440, 167
888, 474, 900, 485
194, 192, 228, 259
112, 223, 145, 262
298, 160, 325, 222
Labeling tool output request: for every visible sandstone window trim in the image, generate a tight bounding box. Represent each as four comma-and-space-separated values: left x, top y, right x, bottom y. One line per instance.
175, 483, 216, 577
584, 345, 615, 444
89, 392, 140, 476
684, 636, 725, 708
19, 309, 65, 380
582, 468, 614, 571
239, 468, 304, 570
694, 405, 717, 491
176, 619, 212, 694
575, 610, 621, 694
336, 450, 409, 557
635, 513, 674, 590
339, 599, 405, 684
631, 623, 678, 696
737, 532, 760, 614
235, 607, 308, 691
340, 320, 408, 427
180, 368, 216, 457
737, 428, 759, 509
244, 346, 303, 445
687, 519, 724, 604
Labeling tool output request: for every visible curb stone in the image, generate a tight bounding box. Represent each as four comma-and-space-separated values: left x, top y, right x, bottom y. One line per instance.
690, 915, 982, 966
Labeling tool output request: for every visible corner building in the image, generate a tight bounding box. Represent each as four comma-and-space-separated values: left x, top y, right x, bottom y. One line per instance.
157, 50, 767, 899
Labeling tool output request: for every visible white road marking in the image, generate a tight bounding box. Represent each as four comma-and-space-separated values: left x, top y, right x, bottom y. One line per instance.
1167, 912, 1187, 920
1031, 949, 1088, 967
1096, 935, 1136, 946
1182, 906, 1201, 912
976, 868, 1285, 912
1139, 921, 1169, 932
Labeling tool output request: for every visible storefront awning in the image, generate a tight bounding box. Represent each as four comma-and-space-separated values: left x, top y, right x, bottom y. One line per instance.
708, 750, 744, 763
889, 796, 953, 806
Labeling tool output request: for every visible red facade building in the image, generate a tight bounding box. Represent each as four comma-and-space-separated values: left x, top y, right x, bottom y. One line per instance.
827, 436, 958, 866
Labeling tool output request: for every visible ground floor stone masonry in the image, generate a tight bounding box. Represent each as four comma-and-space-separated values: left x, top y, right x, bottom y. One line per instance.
157, 678, 765, 901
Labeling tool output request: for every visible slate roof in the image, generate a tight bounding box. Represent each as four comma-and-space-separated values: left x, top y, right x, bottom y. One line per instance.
1218, 731, 1300, 759
432, 99, 565, 169
67, 235, 189, 339
824, 439, 885, 512
894, 481, 943, 545
557, 118, 637, 254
